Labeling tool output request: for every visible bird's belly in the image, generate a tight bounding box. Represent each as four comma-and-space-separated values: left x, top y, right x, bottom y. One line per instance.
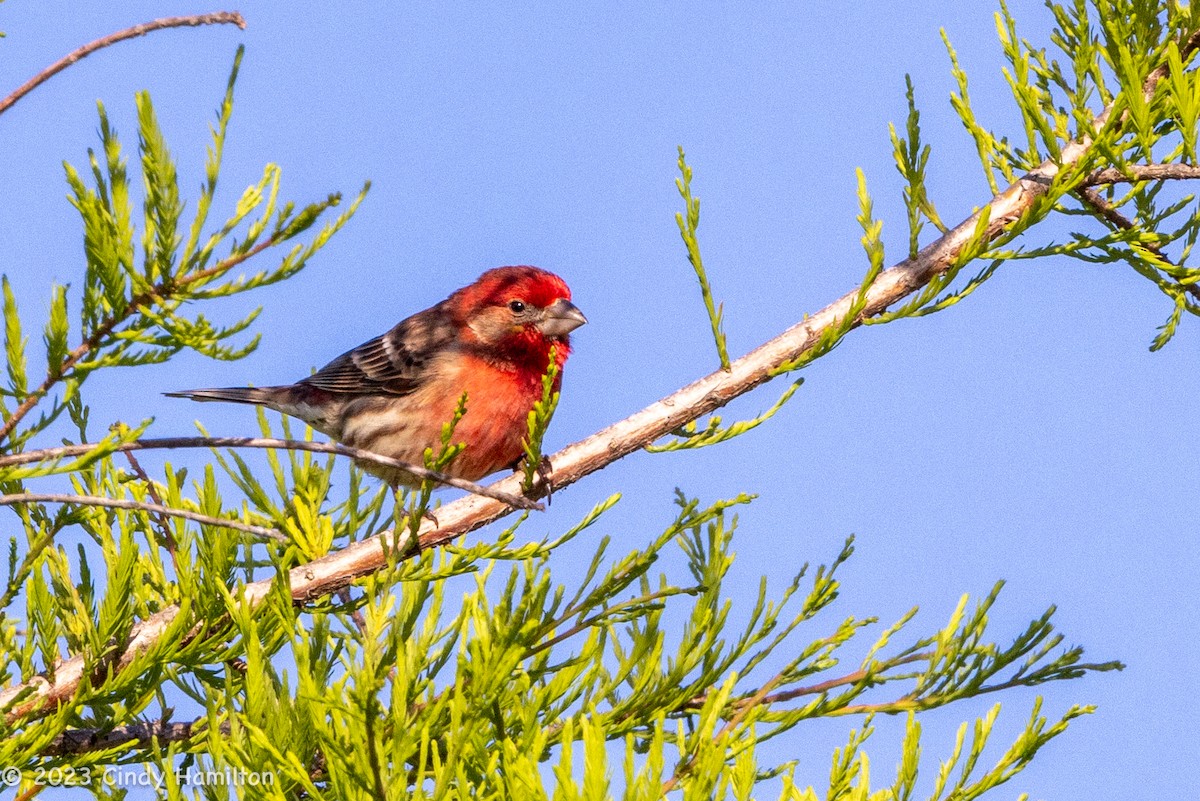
336, 362, 540, 485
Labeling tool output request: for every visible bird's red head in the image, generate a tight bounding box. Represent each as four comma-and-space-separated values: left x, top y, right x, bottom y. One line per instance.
449, 266, 587, 370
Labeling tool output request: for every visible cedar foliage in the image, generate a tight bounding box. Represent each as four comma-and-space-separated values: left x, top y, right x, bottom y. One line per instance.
2, 2, 1198, 798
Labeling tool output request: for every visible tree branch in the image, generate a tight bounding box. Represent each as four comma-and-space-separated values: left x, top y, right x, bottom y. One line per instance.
678, 652, 932, 712
0, 436, 541, 511
829, 660, 1119, 716
3, 22, 1198, 732
39, 718, 217, 757
662, 669, 789, 795
0, 13, 247, 118
1083, 163, 1200, 185
0, 226, 294, 447
122, 450, 179, 557
0, 493, 286, 542
1075, 185, 1200, 304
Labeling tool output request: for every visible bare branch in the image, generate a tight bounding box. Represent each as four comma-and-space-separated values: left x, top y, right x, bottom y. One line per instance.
4, 22, 1197, 732
0, 493, 286, 542
0, 13, 247, 118
678, 652, 932, 712
336, 588, 368, 636
122, 450, 179, 557
40, 718, 213, 756
0, 436, 542, 511
1083, 163, 1200, 185
1076, 185, 1200, 304
1077, 185, 1142, 229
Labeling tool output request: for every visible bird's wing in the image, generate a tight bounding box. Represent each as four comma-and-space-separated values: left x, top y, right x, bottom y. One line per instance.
298, 308, 456, 396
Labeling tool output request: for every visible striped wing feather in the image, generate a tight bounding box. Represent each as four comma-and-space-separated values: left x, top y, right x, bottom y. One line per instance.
298, 309, 454, 396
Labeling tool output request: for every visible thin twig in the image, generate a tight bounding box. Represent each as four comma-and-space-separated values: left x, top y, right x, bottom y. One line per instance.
336, 588, 368, 636
1076, 185, 1200, 304
0, 493, 286, 542
31, 652, 1103, 759
0, 231, 283, 447
527, 588, 685, 656
1083, 163, 1200, 185
0, 436, 542, 511
662, 669, 789, 795
0, 13, 247, 118
678, 651, 932, 712
122, 450, 179, 557
1077, 185, 1143, 230
4, 25, 1200, 731
829, 663, 1119, 716
750, 652, 928, 707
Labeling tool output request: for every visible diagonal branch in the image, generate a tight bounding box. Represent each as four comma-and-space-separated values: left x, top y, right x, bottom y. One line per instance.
0, 165, 1068, 721
0, 231, 284, 447
4, 24, 1200, 732
31, 646, 1114, 759
1075, 185, 1200, 304
0, 492, 286, 542
0, 13, 248, 118
829, 658, 1120, 716
662, 669, 789, 794
678, 652, 932, 712
122, 450, 179, 556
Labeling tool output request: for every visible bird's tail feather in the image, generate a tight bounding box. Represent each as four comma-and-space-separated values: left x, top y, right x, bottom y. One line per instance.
164, 387, 288, 406
166, 385, 334, 434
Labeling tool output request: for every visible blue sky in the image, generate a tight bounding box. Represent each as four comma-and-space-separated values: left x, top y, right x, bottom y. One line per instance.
1, 2, 1197, 799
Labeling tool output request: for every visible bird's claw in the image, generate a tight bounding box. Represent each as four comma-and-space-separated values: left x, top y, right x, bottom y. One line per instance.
406, 509, 439, 557
536, 456, 554, 506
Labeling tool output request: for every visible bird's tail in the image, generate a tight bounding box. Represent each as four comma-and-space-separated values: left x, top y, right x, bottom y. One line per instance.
164, 386, 290, 406
166, 385, 334, 434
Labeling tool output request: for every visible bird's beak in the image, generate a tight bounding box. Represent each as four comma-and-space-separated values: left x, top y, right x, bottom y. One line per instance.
539, 298, 587, 338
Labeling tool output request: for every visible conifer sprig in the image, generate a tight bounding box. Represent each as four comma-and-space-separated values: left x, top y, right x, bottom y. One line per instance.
0, 47, 368, 450
1, 3, 1197, 798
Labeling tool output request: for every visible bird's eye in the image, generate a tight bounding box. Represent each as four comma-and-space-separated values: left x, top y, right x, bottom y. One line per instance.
508, 300, 526, 313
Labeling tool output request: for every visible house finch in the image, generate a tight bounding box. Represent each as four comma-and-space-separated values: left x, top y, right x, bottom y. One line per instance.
167, 266, 586, 486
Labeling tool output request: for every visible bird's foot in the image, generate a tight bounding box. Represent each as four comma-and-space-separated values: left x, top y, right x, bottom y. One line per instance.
409, 509, 442, 557
536, 456, 554, 505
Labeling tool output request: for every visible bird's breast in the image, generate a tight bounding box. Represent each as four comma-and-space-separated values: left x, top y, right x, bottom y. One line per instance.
336, 351, 548, 484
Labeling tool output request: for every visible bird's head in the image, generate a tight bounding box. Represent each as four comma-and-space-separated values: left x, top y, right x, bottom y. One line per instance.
449, 266, 586, 368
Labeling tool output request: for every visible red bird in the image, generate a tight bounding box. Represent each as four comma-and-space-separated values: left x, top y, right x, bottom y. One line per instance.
167, 266, 586, 485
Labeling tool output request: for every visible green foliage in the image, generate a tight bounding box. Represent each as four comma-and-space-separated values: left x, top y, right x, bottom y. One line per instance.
5, 1, 1199, 798
522, 348, 561, 492
0, 46, 367, 452
821, 0, 1200, 349
2, 276, 26, 403
0, 471, 1116, 798
675, 147, 731, 370
891, 76, 949, 259
405, 393, 471, 547
647, 378, 803, 453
